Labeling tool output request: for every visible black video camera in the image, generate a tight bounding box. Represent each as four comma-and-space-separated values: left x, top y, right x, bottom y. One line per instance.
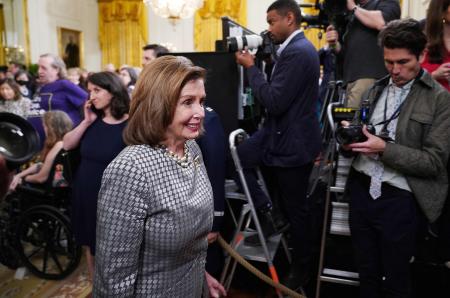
300, 0, 348, 30
335, 99, 374, 145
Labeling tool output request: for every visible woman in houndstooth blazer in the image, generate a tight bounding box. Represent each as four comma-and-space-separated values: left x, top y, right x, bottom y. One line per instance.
94, 56, 226, 297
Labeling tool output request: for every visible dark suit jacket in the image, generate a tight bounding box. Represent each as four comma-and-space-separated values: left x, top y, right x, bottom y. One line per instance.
246, 32, 321, 167
196, 107, 226, 231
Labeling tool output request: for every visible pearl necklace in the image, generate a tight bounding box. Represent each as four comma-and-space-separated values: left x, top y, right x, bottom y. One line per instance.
156, 142, 190, 168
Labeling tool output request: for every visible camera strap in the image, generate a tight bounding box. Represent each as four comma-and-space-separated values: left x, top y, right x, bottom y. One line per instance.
373, 68, 424, 132
366, 90, 404, 142
374, 87, 404, 128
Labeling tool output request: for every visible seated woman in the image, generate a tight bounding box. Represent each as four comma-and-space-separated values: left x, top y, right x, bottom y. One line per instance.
9, 111, 73, 190
0, 78, 32, 118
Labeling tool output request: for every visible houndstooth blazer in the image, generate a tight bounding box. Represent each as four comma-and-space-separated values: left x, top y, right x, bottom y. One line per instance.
93, 140, 213, 297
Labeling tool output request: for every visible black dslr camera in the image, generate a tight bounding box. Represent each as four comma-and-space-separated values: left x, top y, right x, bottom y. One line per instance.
335, 123, 376, 145
335, 99, 375, 145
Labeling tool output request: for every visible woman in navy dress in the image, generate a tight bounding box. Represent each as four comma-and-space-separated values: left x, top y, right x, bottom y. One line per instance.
63, 71, 129, 280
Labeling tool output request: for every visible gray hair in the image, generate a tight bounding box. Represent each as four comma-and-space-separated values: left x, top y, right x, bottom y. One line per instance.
40, 53, 67, 79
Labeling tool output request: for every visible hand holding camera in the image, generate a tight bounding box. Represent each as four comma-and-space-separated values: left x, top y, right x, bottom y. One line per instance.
338, 121, 386, 154
235, 48, 255, 69
347, 124, 386, 154
229, 31, 276, 68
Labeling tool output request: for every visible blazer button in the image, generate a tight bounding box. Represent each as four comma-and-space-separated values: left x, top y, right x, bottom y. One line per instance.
276, 131, 281, 135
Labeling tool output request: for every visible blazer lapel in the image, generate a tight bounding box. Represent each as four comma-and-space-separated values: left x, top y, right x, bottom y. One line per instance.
395, 84, 418, 144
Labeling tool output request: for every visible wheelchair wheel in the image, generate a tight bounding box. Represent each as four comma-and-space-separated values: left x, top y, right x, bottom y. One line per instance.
15, 205, 81, 280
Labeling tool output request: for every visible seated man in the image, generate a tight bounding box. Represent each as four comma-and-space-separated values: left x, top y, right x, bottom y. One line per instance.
342, 19, 450, 297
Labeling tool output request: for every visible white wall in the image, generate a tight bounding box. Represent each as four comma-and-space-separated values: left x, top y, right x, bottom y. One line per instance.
27, 0, 101, 71
247, 0, 273, 33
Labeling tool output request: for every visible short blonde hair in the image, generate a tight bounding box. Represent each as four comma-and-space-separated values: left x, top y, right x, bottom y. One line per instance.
123, 55, 206, 146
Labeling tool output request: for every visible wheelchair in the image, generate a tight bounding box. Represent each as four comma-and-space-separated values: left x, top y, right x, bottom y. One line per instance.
0, 149, 82, 280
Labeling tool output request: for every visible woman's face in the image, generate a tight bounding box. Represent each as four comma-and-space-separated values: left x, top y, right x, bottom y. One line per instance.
67, 71, 80, 84
165, 79, 205, 144
87, 82, 113, 112
0, 83, 16, 101
119, 69, 131, 86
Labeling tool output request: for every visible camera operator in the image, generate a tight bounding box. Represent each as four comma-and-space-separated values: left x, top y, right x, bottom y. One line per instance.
235, 0, 321, 290
341, 19, 450, 298
326, 0, 400, 108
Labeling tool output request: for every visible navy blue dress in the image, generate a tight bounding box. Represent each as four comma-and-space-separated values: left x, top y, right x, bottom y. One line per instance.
72, 118, 127, 255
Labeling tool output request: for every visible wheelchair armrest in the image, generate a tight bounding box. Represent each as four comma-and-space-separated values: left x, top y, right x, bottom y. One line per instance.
16, 184, 48, 196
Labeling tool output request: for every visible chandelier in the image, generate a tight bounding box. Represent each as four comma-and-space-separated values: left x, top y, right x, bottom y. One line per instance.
143, 0, 204, 21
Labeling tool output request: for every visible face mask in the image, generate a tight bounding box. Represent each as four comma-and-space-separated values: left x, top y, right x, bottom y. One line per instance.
16, 80, 28, 86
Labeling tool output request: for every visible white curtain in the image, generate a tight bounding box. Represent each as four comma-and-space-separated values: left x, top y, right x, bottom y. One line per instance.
401, 0, 430, 20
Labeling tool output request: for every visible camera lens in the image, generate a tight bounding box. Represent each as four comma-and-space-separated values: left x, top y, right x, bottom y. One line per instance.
0, 112, 40, 169
227, 35, 263, 52
335, 126, 353, 145
0, 122, 29, 159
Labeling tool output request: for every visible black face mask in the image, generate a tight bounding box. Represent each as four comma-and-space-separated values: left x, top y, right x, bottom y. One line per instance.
16, 80, 28, 86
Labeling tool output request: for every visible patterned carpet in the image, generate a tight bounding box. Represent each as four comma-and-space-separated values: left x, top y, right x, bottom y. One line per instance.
0, 263, 263, 298
0, 261, 91, 298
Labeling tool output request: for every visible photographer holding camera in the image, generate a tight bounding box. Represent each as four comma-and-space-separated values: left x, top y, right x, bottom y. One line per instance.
341, 19, 450, 298
326, 0, 400, 108
235, 0, 321, 291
